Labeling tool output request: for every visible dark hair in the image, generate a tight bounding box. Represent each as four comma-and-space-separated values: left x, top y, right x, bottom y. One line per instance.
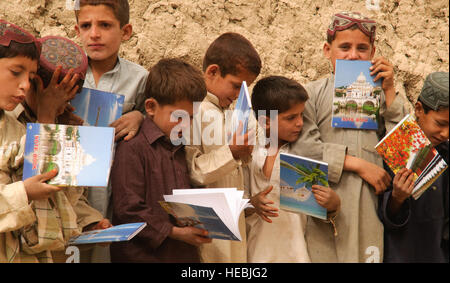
145, 58, 207, 105
203, 32, 261, 77
0, 41, 39, 61
76, 0, 130, 27
251, 76, 309, 118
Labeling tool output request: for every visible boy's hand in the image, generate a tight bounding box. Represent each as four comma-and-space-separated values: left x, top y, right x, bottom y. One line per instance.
391, 168, 415, 203
110, 110, 144, 142
229, 121, 254, 160
312, 185, 340, 213
345, 156, 391, 195
84, 219, 113, 232
35, 66, 80, 123
358, 161, 391, 195
57, 104, 84, 125
250, 186, 279, 223
23, 169, 62, 201
370, 56, 396, 107
169, 226, 213, 246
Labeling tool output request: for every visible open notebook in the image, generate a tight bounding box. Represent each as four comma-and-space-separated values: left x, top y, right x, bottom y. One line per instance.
159, 188, 250, 241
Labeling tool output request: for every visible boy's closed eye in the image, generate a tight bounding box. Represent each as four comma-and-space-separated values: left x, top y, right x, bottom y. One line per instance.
232, 83, 241, 90
10, 69, 21, 77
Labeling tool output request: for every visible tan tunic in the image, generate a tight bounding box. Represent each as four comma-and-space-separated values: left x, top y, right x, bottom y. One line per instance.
8, 103, 104, 262
8, 103, 103, 231
0, 110, 37, 262
290, 75, 408, 262
185, 92, 247, 263
244, 144, 310, 263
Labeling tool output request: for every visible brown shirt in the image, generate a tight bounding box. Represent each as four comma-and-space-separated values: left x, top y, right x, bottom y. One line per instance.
110, 117, 199, 263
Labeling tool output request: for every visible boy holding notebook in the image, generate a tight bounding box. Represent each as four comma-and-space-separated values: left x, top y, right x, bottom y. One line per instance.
378, 72, 449, 262
185, 32, 261, 263
244, 76, 341, 263
0, 20, 73, 263
110, 58, 210, 262
74, 0, 148, 261
290, 11, 409, 262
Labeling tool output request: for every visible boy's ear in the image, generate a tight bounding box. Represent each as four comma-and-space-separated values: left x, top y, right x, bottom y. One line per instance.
121, 24, 133, 41
414, 101, 425, 118
204, 64, 221, 80
370, 45, 376, 60
323, 42, 331, 60
145, 98, 158, 117
74, 25, 80, 37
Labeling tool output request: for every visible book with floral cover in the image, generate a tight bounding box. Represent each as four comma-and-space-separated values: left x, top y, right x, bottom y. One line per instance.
280, 152, 328, 219
375, 114, 448, 199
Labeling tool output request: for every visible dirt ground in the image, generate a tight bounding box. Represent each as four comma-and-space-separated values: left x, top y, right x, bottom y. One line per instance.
1, 0, 448, 108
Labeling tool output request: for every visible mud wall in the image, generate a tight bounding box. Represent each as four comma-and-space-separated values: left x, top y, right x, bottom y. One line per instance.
1, 0, 449, 107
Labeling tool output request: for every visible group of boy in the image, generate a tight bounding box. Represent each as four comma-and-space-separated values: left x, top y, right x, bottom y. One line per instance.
0, 0, 448, 263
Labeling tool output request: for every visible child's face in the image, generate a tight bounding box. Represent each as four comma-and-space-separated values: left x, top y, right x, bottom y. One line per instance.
415, 102, 449, 147
145, 98, 194, 140
275, 101, 306, 144
0, 56, 37, 111
75, 5, 131, 64
324, 28, 376, 73
205, 65, 257, 108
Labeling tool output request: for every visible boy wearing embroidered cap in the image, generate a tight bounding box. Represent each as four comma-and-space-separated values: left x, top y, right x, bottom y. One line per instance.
290, 11, 409, 262
5, 33, 113, 262
378, 72, 449, 263
0, 20, 66, 262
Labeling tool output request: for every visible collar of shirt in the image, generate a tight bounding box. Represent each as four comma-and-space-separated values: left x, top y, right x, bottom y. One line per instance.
85, 56, 122, 88
205, 91, 229, 111
141, 116, 183, 152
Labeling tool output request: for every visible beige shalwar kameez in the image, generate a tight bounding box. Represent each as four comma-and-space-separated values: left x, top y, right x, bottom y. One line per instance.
290, 75, 408, 262
244, 144, 311, 263
185, 92, 248, 263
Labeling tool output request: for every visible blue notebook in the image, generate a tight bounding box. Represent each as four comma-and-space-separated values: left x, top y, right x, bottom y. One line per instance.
230, 81, 252, 138
280, 152, 328, 220
23, 123, 115, 187
160, 201, 240, 241
71, 87, 124, 127
68, 223, 147, 245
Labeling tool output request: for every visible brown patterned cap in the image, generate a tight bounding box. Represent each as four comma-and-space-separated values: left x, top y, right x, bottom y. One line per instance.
37, 36, 88, 91
0, 19, 41, 55
328, 11, 377, 44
